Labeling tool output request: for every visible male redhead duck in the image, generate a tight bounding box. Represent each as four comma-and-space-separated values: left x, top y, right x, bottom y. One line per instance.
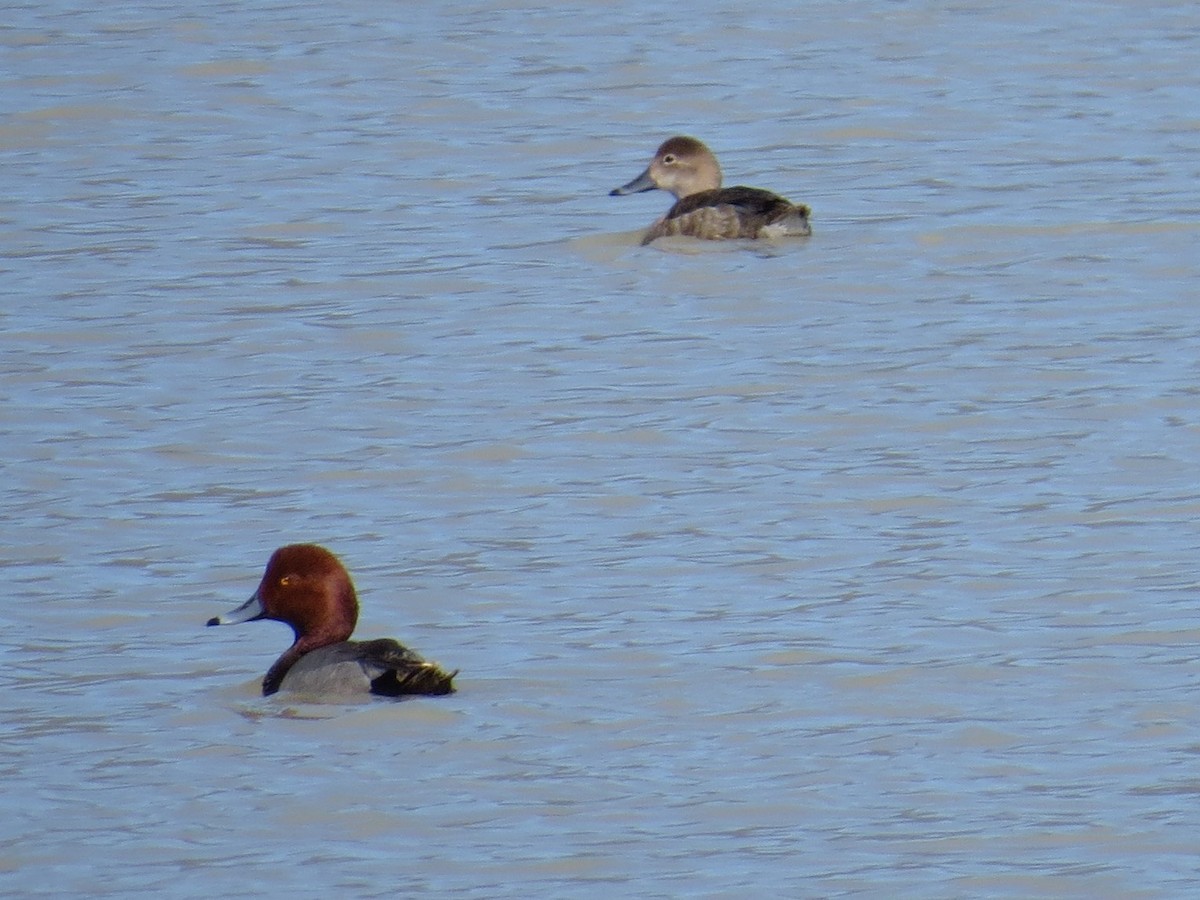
207, 543, 457, 698
610, 135, 812, 245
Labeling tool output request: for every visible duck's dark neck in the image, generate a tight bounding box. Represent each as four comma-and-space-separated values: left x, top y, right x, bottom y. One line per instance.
262, 636, 329, 696
262, 645, 300, 695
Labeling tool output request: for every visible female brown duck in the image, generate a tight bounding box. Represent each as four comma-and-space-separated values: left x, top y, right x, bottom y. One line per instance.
611, 136, 812, 245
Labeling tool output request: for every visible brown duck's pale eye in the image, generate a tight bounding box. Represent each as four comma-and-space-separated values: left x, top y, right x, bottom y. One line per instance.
663, 154, 676, 164
279, 575, 292, 587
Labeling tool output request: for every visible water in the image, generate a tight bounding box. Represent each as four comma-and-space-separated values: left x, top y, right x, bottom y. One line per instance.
3, 1, 1199, 896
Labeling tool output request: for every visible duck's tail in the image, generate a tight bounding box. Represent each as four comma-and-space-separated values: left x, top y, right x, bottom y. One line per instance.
376, 662, 458, 697
360, 637, 459, 697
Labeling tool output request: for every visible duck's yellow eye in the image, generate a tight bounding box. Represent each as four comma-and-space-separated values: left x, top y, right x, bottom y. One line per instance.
279, 575, 292, 587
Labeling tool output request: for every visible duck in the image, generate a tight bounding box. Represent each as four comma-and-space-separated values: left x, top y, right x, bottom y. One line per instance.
206, 543, 457, 698
610, 135, 812, 245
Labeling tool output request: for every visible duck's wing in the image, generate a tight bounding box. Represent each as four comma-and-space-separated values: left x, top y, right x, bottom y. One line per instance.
646, 187, 810, 243
355, 638, 458, 697
668, 187, 792, 220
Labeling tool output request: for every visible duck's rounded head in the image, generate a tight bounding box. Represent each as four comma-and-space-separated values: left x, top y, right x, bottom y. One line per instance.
610, 135, 723, 200
207, 543, 358, 646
